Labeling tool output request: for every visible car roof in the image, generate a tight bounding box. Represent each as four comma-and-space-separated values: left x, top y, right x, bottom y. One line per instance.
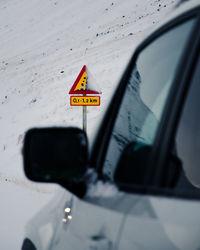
166, 0, 199, 22
175, 0, 199, 9
146, 0, 200, 39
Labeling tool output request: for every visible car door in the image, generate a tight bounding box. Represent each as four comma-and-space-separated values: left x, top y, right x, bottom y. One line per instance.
49, 191, 125, 250
43, 8, 200, 250
99, 10, 200, 250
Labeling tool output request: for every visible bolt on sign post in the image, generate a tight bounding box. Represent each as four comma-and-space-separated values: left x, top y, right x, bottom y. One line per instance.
69, 65, 101, 133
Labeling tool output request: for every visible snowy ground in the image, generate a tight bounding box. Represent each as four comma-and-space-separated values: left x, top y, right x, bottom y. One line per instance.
0, 0, 178, 249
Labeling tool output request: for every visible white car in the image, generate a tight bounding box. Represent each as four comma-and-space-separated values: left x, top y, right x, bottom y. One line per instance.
22, 1, 200, 249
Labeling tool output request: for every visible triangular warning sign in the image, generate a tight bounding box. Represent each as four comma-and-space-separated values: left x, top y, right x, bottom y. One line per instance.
69, 65, 102, 94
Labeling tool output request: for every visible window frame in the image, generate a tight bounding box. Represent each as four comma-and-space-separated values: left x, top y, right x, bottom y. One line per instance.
90, 6, 200, 199
151, 16, 200, 192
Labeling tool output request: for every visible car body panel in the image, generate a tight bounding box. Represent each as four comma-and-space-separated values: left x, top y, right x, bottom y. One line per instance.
49, 192, 124, 250
24, 188, 69, 250
118, 194, 200, 250
27, 186, 200, 250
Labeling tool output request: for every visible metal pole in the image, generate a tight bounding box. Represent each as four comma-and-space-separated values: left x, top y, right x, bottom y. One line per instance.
83, 95, 87, 133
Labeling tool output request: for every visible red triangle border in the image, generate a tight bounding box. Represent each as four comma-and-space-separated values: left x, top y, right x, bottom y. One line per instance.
69, 65, 101, 95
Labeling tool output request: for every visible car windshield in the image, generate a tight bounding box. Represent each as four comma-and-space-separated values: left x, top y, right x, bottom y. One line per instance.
102, 18, 196, 181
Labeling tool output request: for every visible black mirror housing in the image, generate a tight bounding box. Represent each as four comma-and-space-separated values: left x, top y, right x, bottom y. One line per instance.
23, 127, 88, 186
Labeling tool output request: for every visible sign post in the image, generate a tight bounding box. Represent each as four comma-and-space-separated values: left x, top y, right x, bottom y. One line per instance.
83, 95, 87, 133
69, 65, 101, 133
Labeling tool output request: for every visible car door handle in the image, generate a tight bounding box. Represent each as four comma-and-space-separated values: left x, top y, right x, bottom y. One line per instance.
88, 236, 112, 250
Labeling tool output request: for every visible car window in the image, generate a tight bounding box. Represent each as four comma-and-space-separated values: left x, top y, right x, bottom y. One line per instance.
102, 18, 196, 182
175, 52, 200, 191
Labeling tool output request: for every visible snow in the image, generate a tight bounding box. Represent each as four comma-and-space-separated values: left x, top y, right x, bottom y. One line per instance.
0, 0, 179, 249
83, 168, 119, 198
86, 180, 119, 198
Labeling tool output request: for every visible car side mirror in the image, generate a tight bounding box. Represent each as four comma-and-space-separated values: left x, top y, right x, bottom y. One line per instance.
23, 127, 88, 192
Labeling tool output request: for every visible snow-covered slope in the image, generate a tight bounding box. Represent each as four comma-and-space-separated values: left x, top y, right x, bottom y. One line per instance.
0, 0, 178, 249
0, 0, 178, 180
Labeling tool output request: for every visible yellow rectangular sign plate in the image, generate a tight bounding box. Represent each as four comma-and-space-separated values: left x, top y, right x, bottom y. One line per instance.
70, 96, 100, 106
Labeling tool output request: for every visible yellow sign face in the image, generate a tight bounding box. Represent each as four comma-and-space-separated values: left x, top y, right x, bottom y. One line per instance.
74, 71, 87, 91
70, 96, 100, 106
